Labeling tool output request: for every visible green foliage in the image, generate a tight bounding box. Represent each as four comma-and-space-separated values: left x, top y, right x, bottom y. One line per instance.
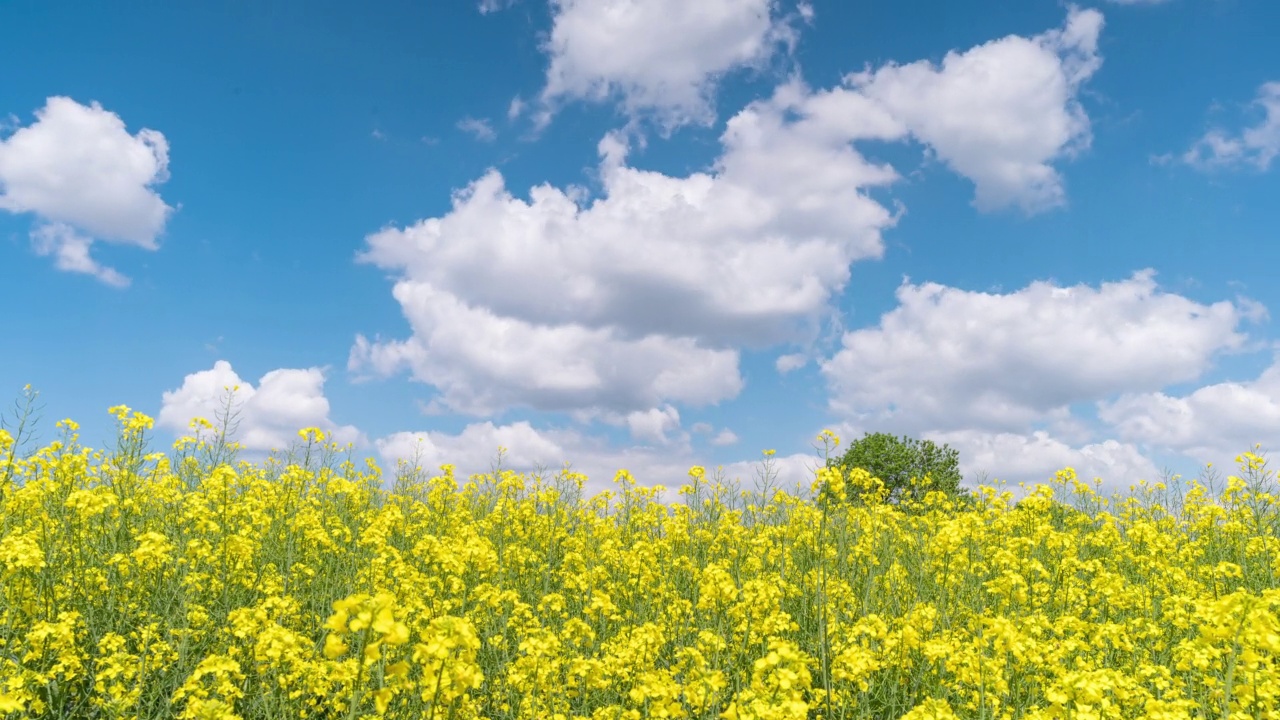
825, 431, 969, 505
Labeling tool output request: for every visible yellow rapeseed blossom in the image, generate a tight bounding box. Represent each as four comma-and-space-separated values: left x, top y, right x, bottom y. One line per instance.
1, 408, 1279, 719
298, 426, 327, 444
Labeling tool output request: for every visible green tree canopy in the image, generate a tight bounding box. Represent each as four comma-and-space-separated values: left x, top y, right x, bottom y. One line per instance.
825, 431, 968, 505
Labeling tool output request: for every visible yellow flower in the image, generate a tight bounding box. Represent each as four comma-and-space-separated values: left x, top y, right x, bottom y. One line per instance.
373, 687, 394, 714
0, 694, 26, 713
322, 634, 348, 659
297, 427, 326, 443
900, 698, 960, 720
0, 530, 46, 572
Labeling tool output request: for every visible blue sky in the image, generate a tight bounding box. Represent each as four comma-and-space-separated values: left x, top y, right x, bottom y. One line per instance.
2, 0, 1279, 495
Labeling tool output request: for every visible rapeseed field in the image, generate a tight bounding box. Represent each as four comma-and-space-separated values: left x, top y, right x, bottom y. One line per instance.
1, 403, 1278, 719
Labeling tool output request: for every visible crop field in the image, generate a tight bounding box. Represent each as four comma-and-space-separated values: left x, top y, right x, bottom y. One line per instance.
1, 407, 1278, 719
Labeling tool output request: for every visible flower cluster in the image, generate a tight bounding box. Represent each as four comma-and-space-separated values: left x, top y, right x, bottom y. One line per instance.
0, 415, 1278, 719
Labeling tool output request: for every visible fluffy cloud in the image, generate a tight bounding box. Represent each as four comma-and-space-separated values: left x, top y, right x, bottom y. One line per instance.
1182, 81, 1280, 171
713, 451, 824, 494
846, 6, 1104, 212
710, 429, 740, 447
539, 0, 795, 128
354, 82, 905, 417
775, 353, 808, 374
376, 422, 672, 496
1099, 357, 1280, 463
931, 428, 1163, 491
356, 9, 1114, 420
822, 270, 1251, 435
569, 404, 692, 447
0, 97, 173, 286
822, 419, 1161, 493
376, 419, 820, 498
623, 405, 685, 446
158, 361, 364, 453
348, 297, 744, 417
691, 422, 740, 447
29, 223, 130, 289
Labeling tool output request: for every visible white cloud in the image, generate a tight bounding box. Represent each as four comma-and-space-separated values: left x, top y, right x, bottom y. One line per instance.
845, 6, 1104, 212
715, 451, 825, 495
377, 421, 686, 497
711, 429, 740, 447
931, 428, 1162, 492
689, 423, 739, 447
821, 270, 1250, 435
821, 420, 1160, 493
0, 97, 173, 284
1099, 357, 1280, 464
457, 116, 497, 142
158, 360, 364, 453
1183, 81, 1280, 171
378, 419, 822, 499
575, 404, 691, 447
30, 223, 131, 288
776, 352, 808, 374
348, 298, 743, 416
624, 405, 684, 445
356, 9, 1118, 420
1106, 0, 1171, 4
477, 0, 515, 13
376, 422, 569, 479
539, 0, 795, 128
354, 82, 905, 417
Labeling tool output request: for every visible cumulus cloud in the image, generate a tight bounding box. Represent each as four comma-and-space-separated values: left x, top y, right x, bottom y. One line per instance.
0, 97, 173, 285
710, 429, 740, 447
714, 451, 823, 494
375, 421, 693, 496
690, 423, 740, 447
846, 6, 1103, 213
539, 0, 796, 128
1182, 81, 1280, 171
348, 301, 743, 416
377, 418, 821, 498
354, 82, 905, 417
158, 360, 364, 453
623, 405, 685, 445
355, 9, 1116, 422
821, 419, 1161, 493
776, 353, 808, 374
821, 270, 1251, 435
931, 428, 1163, 491
1099, 357, 1280, 464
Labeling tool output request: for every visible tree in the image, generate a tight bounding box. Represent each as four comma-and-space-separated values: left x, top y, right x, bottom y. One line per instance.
825, 431, 967, 505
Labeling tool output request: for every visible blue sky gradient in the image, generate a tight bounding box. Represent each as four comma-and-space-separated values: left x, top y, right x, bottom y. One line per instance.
3, 0, 1279, 495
